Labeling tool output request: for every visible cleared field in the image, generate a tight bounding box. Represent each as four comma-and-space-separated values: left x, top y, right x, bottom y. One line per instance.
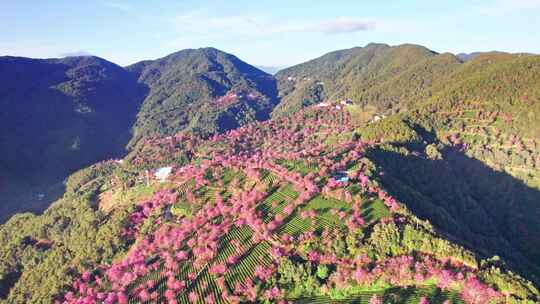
276, 159, 318, 176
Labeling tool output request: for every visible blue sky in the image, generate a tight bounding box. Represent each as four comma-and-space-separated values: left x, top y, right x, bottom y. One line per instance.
1, 0, 539, 67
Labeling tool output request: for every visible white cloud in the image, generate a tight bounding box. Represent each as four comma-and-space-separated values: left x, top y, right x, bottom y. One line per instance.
309, 17, 376, 34
59, 51, 93, 57
172, 13, 376, 36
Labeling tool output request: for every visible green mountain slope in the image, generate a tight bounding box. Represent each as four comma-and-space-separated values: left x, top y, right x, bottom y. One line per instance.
274, 43, 538, 123
402, 53, 540, 269
0, 48, 279, 223
0, 56, 147, 221
273, 43, 445, 117
126, 47, 279, 146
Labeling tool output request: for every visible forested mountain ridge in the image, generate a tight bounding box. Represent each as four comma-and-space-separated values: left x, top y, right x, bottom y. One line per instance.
126, 47, 279, 147
273, 43, 538, 120
273, 43, 440, 117
0, 55, 147, 222
0, 48, 279, 222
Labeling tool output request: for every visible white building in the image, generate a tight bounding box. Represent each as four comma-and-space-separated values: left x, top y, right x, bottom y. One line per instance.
154, 166, 173, 182
317, 102, 330, 107
369, 114, 387, 124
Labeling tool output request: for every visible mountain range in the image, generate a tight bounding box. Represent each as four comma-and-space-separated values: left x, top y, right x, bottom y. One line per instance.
0, 43, 539, 303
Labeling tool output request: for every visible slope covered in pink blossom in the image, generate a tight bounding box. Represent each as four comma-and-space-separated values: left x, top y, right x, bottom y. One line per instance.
55, 104, 535, 303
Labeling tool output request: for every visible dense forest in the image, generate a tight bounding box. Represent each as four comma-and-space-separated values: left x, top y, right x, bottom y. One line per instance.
126, 47, 279, 146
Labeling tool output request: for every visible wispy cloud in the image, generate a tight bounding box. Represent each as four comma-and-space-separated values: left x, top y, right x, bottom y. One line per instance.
59, 51, 93, 58
308, 17, 375, 34
172, 13, 376, 36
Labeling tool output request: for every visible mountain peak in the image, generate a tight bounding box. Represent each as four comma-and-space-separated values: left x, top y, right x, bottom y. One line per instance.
125, 47, 278, 146
364, 42, 390, 49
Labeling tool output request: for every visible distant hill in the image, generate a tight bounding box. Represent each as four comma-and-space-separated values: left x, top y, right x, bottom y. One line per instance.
0, 55, 146, 221
256, 65, 285, 74
456, 52, 483, 61
273, 43, 445, 117
274, 43, 538, 120
127, 48, 279, 146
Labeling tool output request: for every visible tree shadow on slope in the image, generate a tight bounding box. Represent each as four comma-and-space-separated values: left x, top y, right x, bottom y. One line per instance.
0, 60, 150, 223
365, 143, 540, 284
